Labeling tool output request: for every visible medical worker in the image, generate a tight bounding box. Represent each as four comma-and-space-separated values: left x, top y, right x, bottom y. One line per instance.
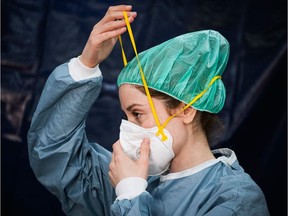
27, 5, 270, 216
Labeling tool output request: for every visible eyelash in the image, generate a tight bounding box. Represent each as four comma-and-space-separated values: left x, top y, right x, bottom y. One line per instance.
132, 111, 142, 119
122, 111, 142, 120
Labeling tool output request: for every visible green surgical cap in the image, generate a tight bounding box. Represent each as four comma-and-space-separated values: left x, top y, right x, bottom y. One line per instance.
117, 30, 230, 113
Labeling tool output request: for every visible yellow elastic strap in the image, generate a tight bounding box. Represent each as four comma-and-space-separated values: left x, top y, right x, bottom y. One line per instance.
156, 75, 222, 137
121, 11, 168, 141
118, 35, 127, 66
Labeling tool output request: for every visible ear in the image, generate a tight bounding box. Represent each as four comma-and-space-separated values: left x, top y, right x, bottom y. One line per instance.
171, 102, 197, 124
182, 106, 197, 124
174, 103, 197, 124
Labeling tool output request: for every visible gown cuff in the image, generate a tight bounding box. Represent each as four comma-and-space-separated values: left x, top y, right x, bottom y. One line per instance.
68, 56, 102, 81
115, 177, 148, 200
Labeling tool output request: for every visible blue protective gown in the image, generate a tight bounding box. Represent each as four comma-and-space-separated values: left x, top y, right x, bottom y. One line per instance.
27, 62, 270, 216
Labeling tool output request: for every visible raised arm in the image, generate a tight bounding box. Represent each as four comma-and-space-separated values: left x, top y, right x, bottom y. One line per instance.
27, 5, 137, 216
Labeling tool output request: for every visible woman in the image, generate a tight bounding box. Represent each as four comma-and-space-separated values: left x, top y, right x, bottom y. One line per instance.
28, 5, 270, 216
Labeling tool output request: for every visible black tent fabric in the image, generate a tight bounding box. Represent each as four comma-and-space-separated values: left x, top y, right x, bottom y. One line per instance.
1, 0, 287, 215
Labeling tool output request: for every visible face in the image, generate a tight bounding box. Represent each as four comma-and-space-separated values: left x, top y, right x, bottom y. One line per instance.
119, 84, 187, 153
119, 84, 171, 128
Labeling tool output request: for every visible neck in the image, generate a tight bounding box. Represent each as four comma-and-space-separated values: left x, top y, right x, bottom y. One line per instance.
169, 130, 215, 173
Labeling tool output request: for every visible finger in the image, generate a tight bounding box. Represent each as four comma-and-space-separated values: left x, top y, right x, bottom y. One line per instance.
109, 155, 116, 187
112, 140, 124, 156
92, 15, 135, 44
108, 5, 132, 12
109, 170, 116, 187
97, 13, 136, 35
92, 9, 137, 42
138, 138, 150, 161
91, 27, 125, 46
104, 11, 137, 22
96, 19, 127, 34
103, 5, 137, 23
110, 150, 115, 163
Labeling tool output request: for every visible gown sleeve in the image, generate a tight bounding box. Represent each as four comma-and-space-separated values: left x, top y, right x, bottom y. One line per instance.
110, 192, 153, 216
27, 62, 116, 216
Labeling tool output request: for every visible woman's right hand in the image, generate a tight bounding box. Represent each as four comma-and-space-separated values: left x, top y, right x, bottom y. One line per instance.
109, 139, 150, 187
80, 5, 137, 68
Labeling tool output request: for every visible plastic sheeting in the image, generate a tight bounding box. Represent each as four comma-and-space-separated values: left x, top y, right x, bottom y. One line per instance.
2, 0, 287, 215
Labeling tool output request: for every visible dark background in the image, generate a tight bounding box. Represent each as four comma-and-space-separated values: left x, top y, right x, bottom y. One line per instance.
1, 0, 287, 215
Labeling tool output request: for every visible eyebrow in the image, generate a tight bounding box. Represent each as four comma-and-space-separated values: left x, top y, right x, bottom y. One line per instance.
126, 103, 144, 112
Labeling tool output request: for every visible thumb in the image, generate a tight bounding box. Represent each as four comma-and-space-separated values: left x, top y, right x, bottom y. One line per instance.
139, 138, 150, 162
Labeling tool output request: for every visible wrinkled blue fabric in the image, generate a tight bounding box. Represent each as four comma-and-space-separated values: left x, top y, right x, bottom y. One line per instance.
27, 62, 270, 216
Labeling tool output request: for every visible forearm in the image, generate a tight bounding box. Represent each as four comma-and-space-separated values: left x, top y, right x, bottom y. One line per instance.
27, 59, 103, 188
29, 60, 101, 143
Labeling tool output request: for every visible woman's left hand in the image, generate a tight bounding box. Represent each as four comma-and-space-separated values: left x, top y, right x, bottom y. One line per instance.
109, 138, 150, 187
80, 5, 137, 68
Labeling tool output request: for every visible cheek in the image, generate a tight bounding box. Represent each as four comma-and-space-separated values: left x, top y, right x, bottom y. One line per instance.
141, 101, 170, 128
165, 118, 185, 152
140, 115, 156, 128
154, 103, 171, 124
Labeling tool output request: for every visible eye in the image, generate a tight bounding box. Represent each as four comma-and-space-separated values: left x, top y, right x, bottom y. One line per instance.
132, 111, 142, 119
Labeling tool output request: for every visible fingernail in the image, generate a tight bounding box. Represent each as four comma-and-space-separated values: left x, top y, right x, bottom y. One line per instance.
143, 138, 150, 143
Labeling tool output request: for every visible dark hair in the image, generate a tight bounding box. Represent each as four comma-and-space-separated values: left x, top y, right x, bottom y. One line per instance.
135, 85, 224, 145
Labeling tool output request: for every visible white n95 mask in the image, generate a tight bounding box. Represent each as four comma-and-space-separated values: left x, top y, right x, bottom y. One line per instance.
119, 119, 175, 176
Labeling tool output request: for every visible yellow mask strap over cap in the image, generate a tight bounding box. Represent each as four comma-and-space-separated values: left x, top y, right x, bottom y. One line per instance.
119, 11, 168, 141
119, 12, 221, 141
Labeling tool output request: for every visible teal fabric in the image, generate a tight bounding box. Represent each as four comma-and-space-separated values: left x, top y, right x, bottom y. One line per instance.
27, 62, 270, 215
117, 30, 229, 113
